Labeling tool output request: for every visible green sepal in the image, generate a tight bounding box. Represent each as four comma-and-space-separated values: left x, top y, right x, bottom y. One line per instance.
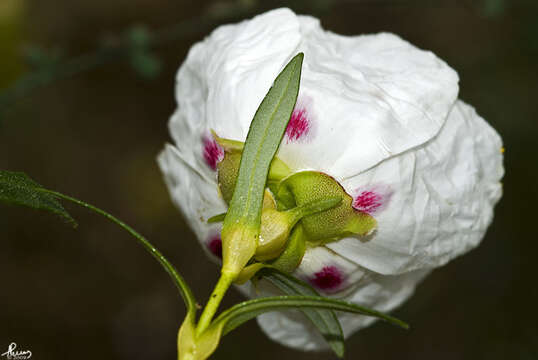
278, 171, 377, 244
270, 224, 307, 273
207, 190, 275, 224
217, 149, 291, 204
217, 151, 241, 204
272, 180, 295, 210
207, 213, 226, 223
255, 197, 342, 262
211, 130, 244, 152
237, 197, 340, 282
177, 312, 197, 360
213, 131, 292, 182
178, 311, 223, 360
268, 157, 292, 181
234, 263, 266, 285
255, 207, 294, 261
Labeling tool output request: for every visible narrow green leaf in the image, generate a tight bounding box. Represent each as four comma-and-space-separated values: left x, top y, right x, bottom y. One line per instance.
214, 295, 409, 337
259, 268, 345, 358
223, 53, 303, 232
0, 170, 77, 227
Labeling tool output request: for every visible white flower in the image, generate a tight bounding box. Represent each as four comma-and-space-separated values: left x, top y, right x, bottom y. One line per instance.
158, 8, 504, 351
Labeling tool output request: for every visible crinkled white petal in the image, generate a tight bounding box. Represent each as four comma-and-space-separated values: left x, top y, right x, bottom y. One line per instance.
277, 16, 459, 178
157, 144, 226, 254
293, 246, 368, 297
169, 8, 459, 180
253, 268, 431, 351
328, 100, 504, 274
169, 8, 301, 180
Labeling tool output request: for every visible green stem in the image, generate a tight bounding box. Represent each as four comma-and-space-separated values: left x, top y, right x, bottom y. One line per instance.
195, 271, 234, 336
41, 189, 197, 313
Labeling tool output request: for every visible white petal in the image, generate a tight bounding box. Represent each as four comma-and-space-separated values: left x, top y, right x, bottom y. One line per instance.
157, 144, 226, 255
328, 100, 504, 274
255, 269, 430, 351
276, 16, 459, 177
169, 8, 302, 176
293, 246, 368, 297
168, 8, 459, 181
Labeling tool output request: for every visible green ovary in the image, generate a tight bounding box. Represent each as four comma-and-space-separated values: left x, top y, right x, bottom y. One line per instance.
277, 171, 377, 244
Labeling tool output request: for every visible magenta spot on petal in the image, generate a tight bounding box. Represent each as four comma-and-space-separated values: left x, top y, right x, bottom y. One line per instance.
285, 106, 311, 142
309, 266, 343, 291
353, 186, 393, 215
202, 135, 224, 171
207, 235, 222, 259
353, 190, 384, 214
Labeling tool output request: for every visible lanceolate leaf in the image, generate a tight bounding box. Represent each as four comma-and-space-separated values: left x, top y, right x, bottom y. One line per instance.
259, 268, 345, 358
0, 170, 77, 226
213, 295, 409, 337
223, 53, 303, 233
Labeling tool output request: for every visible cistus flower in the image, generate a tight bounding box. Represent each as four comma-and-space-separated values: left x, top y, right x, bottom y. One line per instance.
158, 8, 504, 352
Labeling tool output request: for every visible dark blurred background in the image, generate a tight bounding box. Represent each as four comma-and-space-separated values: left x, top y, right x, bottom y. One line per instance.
1, 0, 537, 359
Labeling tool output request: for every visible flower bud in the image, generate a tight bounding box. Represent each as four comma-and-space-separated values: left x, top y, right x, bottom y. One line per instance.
278, 171, 377, 243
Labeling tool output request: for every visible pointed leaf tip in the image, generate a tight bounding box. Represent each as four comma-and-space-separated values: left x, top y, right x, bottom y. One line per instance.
0, 170, 77, 227
213, 294, 409, 338
221, 53, 304, 276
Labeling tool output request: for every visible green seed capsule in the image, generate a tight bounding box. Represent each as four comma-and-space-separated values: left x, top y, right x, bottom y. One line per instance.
278, 171, 376, 244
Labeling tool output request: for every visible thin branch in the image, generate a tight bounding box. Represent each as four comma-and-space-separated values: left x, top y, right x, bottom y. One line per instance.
41, 189, 198, 313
